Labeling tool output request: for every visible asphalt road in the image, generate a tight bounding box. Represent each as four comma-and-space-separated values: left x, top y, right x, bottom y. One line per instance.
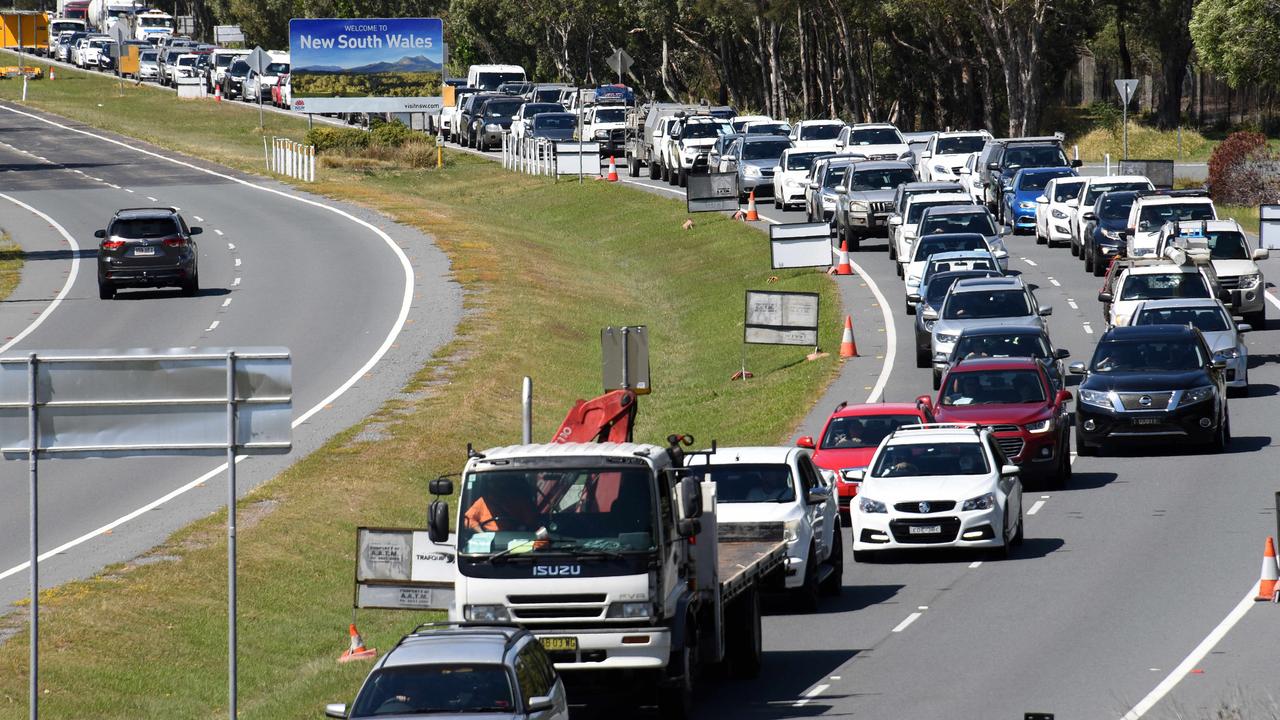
0, 102, 461, 610
456, 143, 1276, 719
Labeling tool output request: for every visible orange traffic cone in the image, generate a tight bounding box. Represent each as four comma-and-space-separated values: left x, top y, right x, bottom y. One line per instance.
745, 191, 759, 221
1256, 537, 1279, 602
49, 67, 55, 81
835, 239, 853, 275
839, 316, 858, 358
214, 84, 222, 102
606, 156, 619, 182
338, 623, 377, 663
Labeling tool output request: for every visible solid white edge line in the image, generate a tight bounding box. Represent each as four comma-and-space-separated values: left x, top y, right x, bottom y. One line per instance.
892, 612, 922, 633
794, 683, 830, 708
846, 254, 897, 404
1027, 499, 1047, 516
0, 194, 81, 355
0, 102, 417, 581
1121, 589, 1256, 719
1264, 288, 1280, 312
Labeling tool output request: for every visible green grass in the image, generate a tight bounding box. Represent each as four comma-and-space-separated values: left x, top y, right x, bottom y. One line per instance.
1219, 204, 1261, 235
1070, 125, 1216, 163
0, 230, 23, 302
0, 55, 842, 719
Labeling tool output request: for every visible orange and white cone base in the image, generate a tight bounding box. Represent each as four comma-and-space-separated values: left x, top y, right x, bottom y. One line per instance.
606, 156, 619, 182
339, 623, 377, 663
745, 191, 759, 221
1256, 536, 1279, 602
836, 240, 853, 275
839, 315, 858, 358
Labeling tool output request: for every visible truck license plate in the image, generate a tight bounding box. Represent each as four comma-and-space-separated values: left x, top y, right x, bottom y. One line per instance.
133, 246, 156, 257
540, 636, 579, 652
909, 525, 941, 535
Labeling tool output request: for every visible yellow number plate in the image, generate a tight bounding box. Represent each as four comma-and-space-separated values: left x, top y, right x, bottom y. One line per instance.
540, 636, 579, 652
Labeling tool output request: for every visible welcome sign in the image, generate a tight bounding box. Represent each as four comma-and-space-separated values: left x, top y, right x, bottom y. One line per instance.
289, 17, 444, 114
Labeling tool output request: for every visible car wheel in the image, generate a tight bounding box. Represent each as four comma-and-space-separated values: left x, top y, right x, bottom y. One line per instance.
678, 168, 687, 188
888, 240, 897, 261
1245, 310, 1266, 330
1036, 227, 1047, 245
916, 344, 931, 368
1075, 428, 1097, 457
932, 369, 942, 390
180, 270, 199, 297
648, 157, 660, 180
852, 548, 875, 563
1054, 436, 1072, 489
990, 509, 1012, 560
773, 197, 781, 210
1210, 412, 1230, 452
1070, 239, 1079, 257
795, 545, 821, 612
98, 282, 115, 300
1093, 254, 1108, 277
1012, 502, 1025, 546
669, 166, 680, 186
820, 532, 843, 596
905, 297, 915, 315
627, 154, 640, 177
895, 262, 903, 278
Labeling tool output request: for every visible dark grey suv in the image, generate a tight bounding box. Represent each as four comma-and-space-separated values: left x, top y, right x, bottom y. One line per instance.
95, 207, 201, 299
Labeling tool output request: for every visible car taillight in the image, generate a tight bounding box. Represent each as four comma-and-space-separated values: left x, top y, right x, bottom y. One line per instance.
163, 237, 186, 247
102, 240, 125, 250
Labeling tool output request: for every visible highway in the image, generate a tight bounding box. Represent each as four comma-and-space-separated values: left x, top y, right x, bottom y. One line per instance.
598, 162, 1279, 718
0, 101, 461, 608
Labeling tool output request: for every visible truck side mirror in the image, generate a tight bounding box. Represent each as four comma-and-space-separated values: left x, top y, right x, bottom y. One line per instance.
677, 518, 702, 537
679, 477, 703, 520
429, 478, 454, 496
427, 499, 449, 543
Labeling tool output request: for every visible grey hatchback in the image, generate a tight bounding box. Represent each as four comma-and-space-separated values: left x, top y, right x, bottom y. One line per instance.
95, 207, 200, 299
326, 623, 569, 720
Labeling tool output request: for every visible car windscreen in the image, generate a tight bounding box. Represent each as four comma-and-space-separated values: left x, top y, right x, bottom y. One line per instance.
686, 463, 795, 503
484, 100, 522, 117
534, 115, 575, 130
523, 103, 562, 117
1003, 145, 1068, 169
1118, 272, 1210, 301
1100, 194, 1136, 219
848, 167, 915, 191
1053, 181, 1085, 203
140, 51, 157, 61
823, 165, 850, 188
350, 664, 515, 717
1018, 171, 1071, 191
953, 332, 1050, 361
475, 71, 524, 90
533, 88, 562, 102
228, 60, 248, 74
943, 289, 1032, 320
787, 151, 830, 171
166, 51, 181, 61
594, 108, 625, 123
1084, 181, 1150, 205
801, 124, 842, 140
682, 122, 726, 139
821, 414, 921, 450
1091, 338, 1207, 372
871, 442, 989, 477
1135, 306, 1230, 332
742, 140, 789, 160
942, 369, 1045, 406
908, 201, 961, 224
914, 234, 989, 261
936, 136, 987, 155
849, 128, 903, 146
920, 213, 996, 237
924, 274, 968, 307
1138, 202, 1215, 230
139, 17, 170, 27
1201, 231, 1249, 260
110, 218, 180, 239
458, 469, 655, 555
746, 123, 789, 136
177, 56, 197, 65
215, 54, 239, 67
265, 62, 288, 74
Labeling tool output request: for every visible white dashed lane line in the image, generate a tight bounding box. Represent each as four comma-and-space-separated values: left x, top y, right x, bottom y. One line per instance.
232, 277, 241, 286
227, 242, 235, 250
124, 188, 134, 193
793, 684, 830, 708
1082, 322, 1094, 335
1021, 257, 1038, 267
193, 215, 204, 222
1067, 298, 1079, 310
146, 195, 158, 201
1027, 498, 1048, 516
1048, 276, 1061, 287
221, 298, 232, 308
204, 320, 219, 332
969, 560, 983, 569
892, 612, 923, 633
234, 258, 241, 267
214, 229, 224, 236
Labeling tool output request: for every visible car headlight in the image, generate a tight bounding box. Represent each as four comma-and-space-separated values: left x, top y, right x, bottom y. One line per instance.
1078, 388, 1111, 409
1182, 385, 1215, 405
822, 196, 835, 207
923, 319, 936, 330
898, 151, 913, 160
935, 332, 960, 344
606, 601, 652, 619
1026, 418, 1054, 434
744, 165, 762, 177
1216, 347, 1240, 360
464, 604, 510, 622
1101, 228, 1121, 241
594, 129, 609, 139
962, 492, 996, 511
858, 496, 887, 514
484, 123, 501, 131
1051, 209, 1068, 219
1019, 201, 1037, 210
782, 517, 803, 543
849, 200, 869, 211
1238, 273, 1261, 289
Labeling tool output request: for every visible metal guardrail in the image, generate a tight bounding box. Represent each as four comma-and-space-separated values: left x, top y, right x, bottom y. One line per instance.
265, 137, 315, 182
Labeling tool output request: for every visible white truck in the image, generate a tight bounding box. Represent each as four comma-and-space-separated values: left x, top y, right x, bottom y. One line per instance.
86, 0, 141, 33
428, 436, 786, 718
132, 8, 171, 43
467, 63, 526, 92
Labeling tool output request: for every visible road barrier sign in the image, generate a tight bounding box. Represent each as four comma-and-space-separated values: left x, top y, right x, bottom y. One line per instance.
744, 290, 819, 346
602, 325, 650, 394
1114, 78, 1139, 160
686, 172, 738, 213
1118, 159, 1174, 189
355, 528, 456, 610
1261, 205, 1280, 250
769, 222, 833, 269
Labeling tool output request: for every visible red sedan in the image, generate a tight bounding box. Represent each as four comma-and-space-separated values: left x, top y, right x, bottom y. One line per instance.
918, 356, 1073, 488
799, 402, 933, 518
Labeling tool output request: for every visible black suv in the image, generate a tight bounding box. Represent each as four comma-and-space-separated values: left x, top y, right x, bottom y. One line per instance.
977, 137, 1081, 219
1071, 324, 1229, 455
1080, 190, 1141, 277
95, 208, 201, 299
221, 59, 250, 100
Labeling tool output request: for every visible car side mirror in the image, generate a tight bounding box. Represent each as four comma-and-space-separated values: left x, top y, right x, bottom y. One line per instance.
1253, 248, 1270, 261
1211, 355, 1229, 370
94, 229, 106, 238
1056, 389, 1073, 405
921, 151, 932, 159
842, 468, 865, 483
807, 182, 819, 190
1054, 348, 1070, 360
796, 435, 816, 449
1038, 304, 1053, 316
324, 703, 348, 719
1035, 195, 1048, 204
1118, 230, 1130, 241
1237, 323, 1253, 333
189, 226, 202, 235
772, 165, 782, 173
922, 307, 939, 321
835, 185, 848, 194
915, 394, 934, 413
987, 162, 1000, 170
907, 293, 921, 303
806, 486, 831, 505
1000, 464, 1020, 476
1065, 199, 1079, 208
1097, 291, 1113, 304
959, 167, 972, 175
526, 696, 554, 713
427, 499, 450, 543
1068, 361, 1087, 375
1071, 159, 1083, 167
889, 216, 902, 226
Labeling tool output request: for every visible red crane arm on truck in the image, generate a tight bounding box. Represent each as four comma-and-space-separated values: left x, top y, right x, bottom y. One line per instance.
551, 389, 637, 444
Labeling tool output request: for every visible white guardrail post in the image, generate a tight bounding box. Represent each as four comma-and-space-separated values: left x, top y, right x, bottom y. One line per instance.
266, 137, 314, 182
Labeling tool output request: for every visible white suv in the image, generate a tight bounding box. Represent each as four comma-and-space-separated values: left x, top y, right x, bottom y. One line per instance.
685, 446, 842, 609
918, 131, 991, 182
1156, 219, 1268, 326
835, 123, 912, 161
1125, 190, 1217, 257
1034, 176, 1086, 247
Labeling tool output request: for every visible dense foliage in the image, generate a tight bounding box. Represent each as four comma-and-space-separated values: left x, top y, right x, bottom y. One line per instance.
1207, 131, 1280, 206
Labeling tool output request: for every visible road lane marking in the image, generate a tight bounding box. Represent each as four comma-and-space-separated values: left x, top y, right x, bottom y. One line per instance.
214, 229, 224, 236
969, 561, 983, 569
1122, 590, 1256, 719
106, 183, 120, 189
1067, 298, 1079, 310
1022, 257, 1038, 267
794, 684, 829, 708
232, 277, 241, 287
204, 320, 219, 332
1265, 288, 1280, 312
193, 215, 204, 222
1083, 322, 1094, 334
892, 612, 923, 633
221, 298, 232, 308
0, 103, 419, 581
124, 188, 134, 193
227, 243, 235, 250
146, 195, 157, 201
1049, 277, 1060, 287
0, 195, 82, 355
234, 258, 242, 267
1027, 499, 1047, 516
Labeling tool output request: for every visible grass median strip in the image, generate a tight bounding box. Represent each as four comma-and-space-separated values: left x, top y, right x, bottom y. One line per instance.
0, 58, 842, 718
0, 230, 23, 303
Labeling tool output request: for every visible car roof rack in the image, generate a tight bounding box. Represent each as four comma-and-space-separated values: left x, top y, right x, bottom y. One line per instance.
401, 622, 526, 650
1134, 188, 1210, 199
895, 422, 984, 432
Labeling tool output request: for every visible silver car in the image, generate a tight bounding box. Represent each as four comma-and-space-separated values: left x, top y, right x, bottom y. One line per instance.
927, 276, 1051, 387
834, 160, 917, 249
326, 623, 570, 720
733, 135, 791, 201
1130, 298, 1250, 394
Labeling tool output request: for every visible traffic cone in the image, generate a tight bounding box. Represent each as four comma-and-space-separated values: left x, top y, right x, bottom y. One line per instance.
49, 67, 55, 81
338, 623, 377, 663
835, 240, 853, 275
214, 84, 222, 102
839, 315, 858, 358
745, 191, 760, 221
1255, 537, 1279, 602
606, 156, 619, 182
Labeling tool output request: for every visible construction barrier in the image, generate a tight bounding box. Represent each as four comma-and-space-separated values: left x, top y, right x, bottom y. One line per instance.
0, 66, 41, 79
500, 132, 555, 176
267, 137, 315, 182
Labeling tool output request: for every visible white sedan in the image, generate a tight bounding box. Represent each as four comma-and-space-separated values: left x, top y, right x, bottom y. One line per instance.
685, 446, 843, 609
847, 424, 1023, 560
773, 148, 834, 211
1034, 177, 1086, 247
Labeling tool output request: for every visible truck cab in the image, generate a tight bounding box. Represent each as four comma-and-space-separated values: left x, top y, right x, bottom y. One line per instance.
583, 101, 628, 157
662, 114, 730, 187
467, 63, 527, 92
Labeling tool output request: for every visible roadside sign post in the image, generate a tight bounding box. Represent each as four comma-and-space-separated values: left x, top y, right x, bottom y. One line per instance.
110, 23, 128, 96
3, 348, 292, 720
246, 46, 269, 130
606, 47, 633, 85
740, 291, 821, 378
1114, 78, 1139, 161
